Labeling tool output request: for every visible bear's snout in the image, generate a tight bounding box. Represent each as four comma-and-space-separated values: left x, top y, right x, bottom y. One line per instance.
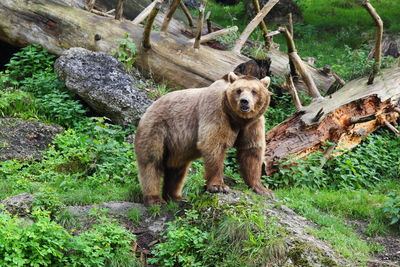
240, 98, 249, 105
240, 97, 251, 113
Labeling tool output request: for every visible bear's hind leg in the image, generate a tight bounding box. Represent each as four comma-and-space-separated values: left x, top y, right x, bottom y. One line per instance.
138, 162, 166, 206
162, 163, 190, 202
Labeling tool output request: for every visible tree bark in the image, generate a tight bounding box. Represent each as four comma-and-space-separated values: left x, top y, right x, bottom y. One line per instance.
264, 67, 400, 175
0, 0, 334, 92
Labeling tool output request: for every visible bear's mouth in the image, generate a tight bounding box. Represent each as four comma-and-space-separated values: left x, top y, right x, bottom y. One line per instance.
240, 105, 251, 113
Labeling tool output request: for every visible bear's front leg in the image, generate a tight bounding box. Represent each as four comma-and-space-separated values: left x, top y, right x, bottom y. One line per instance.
203, 153, 231, 193
236, 118, 274, 198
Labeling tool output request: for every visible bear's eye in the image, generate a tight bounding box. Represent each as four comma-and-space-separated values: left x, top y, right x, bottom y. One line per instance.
236, 89, 242, 95
251, 90, 257, 96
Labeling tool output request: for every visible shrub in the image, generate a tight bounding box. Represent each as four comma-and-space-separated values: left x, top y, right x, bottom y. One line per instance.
3, 44, 55, 87
0, 205, 138, 266
383, 192, 400, 228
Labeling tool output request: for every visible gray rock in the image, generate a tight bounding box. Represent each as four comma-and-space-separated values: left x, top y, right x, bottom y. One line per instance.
55, 47, 153, 126
246, 0, 304, 25
1, 193, 36, 216
0, 118, 63, 161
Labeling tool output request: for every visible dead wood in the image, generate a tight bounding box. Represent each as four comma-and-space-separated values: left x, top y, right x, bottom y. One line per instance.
362, 0, 383, 85
205, 11, 212, 33
251, 0, 271, 49
0, 0, 334, 91
279, 26, 323, 100
264, 67, 400, 175
132, 0, 157, 25
86, 0, 95, 11
142, 0, 163, 49
115, 0, 124, 20
161, 0, 180, 33
180, 0, 194, 28
189, 26, 238, 44
286, 74, 302, 111
288, 12, 293, 37
194, 1, 207, 51
232, 0, 279, 54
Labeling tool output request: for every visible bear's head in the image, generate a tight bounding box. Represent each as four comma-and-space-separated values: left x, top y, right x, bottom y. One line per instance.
225, 72, 272, 120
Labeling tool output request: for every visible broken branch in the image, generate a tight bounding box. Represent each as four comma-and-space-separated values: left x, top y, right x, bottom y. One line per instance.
115, 0, 124, 20
189, 26, 238, 44
205, 11, 212, 33
279, 26, 323, 100
161, 0, 180, 33
232, 0, 279, 54
180, 0, 194, 28
286, 74, 302, 111
132, 0, 157, 25
142, 0, 163, 49
86, 0, 95, 12
384, 120, 400, 137
362, 0, 383, 85
193, 0, 207, 52
252, 0, 271, 49
288, 12, 293, 36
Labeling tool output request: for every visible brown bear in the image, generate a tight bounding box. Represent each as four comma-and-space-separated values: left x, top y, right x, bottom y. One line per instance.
134, 72, 274, 206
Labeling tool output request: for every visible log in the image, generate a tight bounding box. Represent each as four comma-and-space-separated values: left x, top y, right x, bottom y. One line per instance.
264, 67, 400, 175
251, 0, 271, 49
0, 0, 334, 92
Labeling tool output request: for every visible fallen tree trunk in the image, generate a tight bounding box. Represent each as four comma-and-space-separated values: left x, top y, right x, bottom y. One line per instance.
0, 0, 334, 92
264, 67, 400, 175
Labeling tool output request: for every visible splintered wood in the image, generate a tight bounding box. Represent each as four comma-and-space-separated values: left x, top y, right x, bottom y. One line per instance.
264, 67, 400, 175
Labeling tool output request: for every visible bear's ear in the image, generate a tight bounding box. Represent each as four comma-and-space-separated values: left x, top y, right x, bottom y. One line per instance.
260, 76, 271, 89
228, 72, 239, 84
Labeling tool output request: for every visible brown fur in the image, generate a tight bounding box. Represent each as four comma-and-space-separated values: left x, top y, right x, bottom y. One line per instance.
135, 72, 274, 205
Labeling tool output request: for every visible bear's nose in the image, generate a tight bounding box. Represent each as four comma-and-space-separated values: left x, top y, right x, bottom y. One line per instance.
240, 98, 249, 105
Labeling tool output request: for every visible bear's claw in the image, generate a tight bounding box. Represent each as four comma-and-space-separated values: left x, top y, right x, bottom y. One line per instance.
144, 196, 167, 206
207, 184, 231, 193
253, 184, 275, 199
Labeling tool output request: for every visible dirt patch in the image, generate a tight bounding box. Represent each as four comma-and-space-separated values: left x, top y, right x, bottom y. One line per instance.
0, 118, 63, 161
346, 219, 400, 266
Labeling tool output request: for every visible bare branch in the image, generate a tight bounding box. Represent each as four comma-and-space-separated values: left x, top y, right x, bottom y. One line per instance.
115, 0, 124, 20
106, 9, 115, 14
161, 0, 180, 33
279, 26, 323, 100
286, 74, 302, 111
132, 0, 157, 25
232, 0, 279, 54
332, 72, 346, 86
362, 0, 383, 85
86, 0, 95, 12
189, 26, 238, 44
180, 0, 194, 28
252, 0, 271, 49
288, 12, 293, 36
142, 0, 163, 50
193, 0, 207, 52
384, 120, 400, 137
205, 11, 212, 33
90, 8, 113, 17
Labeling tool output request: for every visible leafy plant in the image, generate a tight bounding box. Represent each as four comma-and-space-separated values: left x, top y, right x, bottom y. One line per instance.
149, 210, 209, 266
113, 33, 137, 73
2, 44, 55, 87
382, 192, 400, 227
